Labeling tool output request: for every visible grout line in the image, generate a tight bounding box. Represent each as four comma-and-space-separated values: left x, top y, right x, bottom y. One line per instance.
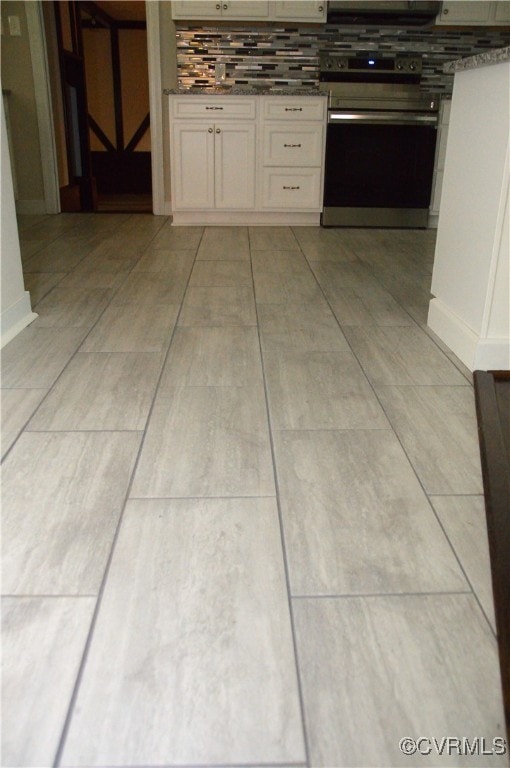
2, 218, 171, 466
52, 219, 202, 767
292, 227, 496, 639
248, 226, 311, 768
291, 590, 474, 600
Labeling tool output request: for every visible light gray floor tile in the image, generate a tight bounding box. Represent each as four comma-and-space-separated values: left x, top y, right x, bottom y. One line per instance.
258, 302, 348, 352
23, 238, 90, 273
24, 271, 66, 306
58, 269, 127, 291
376, 385, 483, 494
293, 595, 506, 767
251, 250, 310, 276
28, 352, 163, 431
179, 286, 257, 326
131, 248, 196, 274
1, 388, 48, 458
72, 245, 143, 273
263, 348, 389, 430
60, 498, 304, 766
197, 226, 250, 260
1, 327, 86, 388
344, 326, 469, 385
274, 430, 466, 595
2, 597, 95, 768
254, 271, 324, 304
330, 286, 414, 326
249, 226, 298, 250
31, 287, 111, 329
82, 303, 179, 353
151, 224, 204, 250
112, 271, 188, 305
431, 495, 496, 630
2, 431, 140, 594
311, 262, 380, 294
189, 259, 253, 287
131, 386, 275, 498
160, 327, 263, 387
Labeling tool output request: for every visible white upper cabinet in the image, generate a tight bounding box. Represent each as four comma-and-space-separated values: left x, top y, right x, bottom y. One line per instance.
273, 2, 326, 21
437, 1, 510, 24
172, 1, 268, 20
172, 0, 325, 21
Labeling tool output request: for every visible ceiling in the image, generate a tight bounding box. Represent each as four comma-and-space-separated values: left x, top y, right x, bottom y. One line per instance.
93, 1, 146, 22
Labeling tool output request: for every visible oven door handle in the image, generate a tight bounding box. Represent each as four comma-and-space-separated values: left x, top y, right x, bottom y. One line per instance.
328, 111, 437, 125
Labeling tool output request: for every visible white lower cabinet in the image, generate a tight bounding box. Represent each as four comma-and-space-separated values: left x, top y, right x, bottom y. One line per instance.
169, 94, 326, 223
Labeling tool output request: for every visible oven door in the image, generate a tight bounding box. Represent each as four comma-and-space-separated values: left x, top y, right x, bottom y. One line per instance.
322, 110, 437, 227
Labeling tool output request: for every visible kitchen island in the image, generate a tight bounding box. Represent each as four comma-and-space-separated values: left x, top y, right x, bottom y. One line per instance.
427, 47, 510, 371
165, 90, 328, 226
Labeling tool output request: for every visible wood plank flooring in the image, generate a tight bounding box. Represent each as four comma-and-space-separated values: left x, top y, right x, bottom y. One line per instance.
2, 215, 506, 767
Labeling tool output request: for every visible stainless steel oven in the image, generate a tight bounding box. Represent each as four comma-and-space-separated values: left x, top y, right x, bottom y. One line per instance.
320, 53, 439, 228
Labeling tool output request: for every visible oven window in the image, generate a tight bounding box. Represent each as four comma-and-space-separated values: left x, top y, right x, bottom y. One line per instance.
324, 123, 437, 208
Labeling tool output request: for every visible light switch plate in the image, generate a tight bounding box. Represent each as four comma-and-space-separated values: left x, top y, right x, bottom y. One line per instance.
8, 15, 21, 36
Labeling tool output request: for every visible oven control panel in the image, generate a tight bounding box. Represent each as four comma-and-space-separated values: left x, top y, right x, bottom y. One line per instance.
319, 53, 423, 83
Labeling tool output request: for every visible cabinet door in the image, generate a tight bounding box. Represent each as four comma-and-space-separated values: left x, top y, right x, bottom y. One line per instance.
273, 1, 326, 20
214, 123, 256, 210
172, 123, 215, 210
438, 1, 491, 23
494, 1, 510, 22
223, 1, 269, 18
171, 1, 221, 19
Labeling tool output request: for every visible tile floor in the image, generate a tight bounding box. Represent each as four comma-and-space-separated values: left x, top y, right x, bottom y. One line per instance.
1, 215, 507, 768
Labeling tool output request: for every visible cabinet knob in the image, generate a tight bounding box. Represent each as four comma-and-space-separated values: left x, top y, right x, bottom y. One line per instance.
223, 3, 228, 8
216, 128, 221, 133
443, 7, 449, 13
216, 3, 221, 8
208, 127, 213, 133
318, 5, 324, 11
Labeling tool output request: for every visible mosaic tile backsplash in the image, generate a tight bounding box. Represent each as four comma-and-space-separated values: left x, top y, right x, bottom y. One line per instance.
176, 23, 510, 93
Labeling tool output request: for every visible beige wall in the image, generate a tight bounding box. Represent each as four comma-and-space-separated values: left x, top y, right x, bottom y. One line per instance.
1, 1, 45, 209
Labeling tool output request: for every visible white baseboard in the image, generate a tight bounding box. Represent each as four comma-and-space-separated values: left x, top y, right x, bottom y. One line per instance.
428, 297, 510, 372
15, 199, 47, 215
171, 210, 321, 226
1, 292, 38, 348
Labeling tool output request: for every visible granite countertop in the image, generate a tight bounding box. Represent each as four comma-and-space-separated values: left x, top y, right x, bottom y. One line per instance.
164, 86, 326, 96
444, 45, 510, 73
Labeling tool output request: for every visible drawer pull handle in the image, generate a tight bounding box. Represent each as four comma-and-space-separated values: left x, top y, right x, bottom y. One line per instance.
285, 107, 303, 112
284, 143, 302, 148
206, 106, 224, 110
283, 185, 301, 190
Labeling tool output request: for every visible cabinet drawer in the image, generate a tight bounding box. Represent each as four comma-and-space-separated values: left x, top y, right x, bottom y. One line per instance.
262, 97, 326, 121
263, 123, 323, 167
262, 168, 322, 209
171, 97, 256, 120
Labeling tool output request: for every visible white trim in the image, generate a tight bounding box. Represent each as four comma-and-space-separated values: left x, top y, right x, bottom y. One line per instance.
146, 1, 165, 216
427, 297, 510, 372
25, 1, 60, 214
1, 294, 38, 349
171, 210, 321, 226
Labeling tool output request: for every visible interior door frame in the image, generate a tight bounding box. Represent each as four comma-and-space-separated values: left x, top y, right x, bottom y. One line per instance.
28, 0, 165, 216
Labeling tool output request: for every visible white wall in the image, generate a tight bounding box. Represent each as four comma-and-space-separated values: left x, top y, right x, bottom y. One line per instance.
428, 59, 510, 371
1, 98, 37, 348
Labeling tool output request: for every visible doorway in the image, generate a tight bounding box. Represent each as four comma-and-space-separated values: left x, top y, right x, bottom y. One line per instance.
53, 0, 152, 213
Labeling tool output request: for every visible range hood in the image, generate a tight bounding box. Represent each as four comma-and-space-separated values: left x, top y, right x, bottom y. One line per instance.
327, 1, 441, 26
